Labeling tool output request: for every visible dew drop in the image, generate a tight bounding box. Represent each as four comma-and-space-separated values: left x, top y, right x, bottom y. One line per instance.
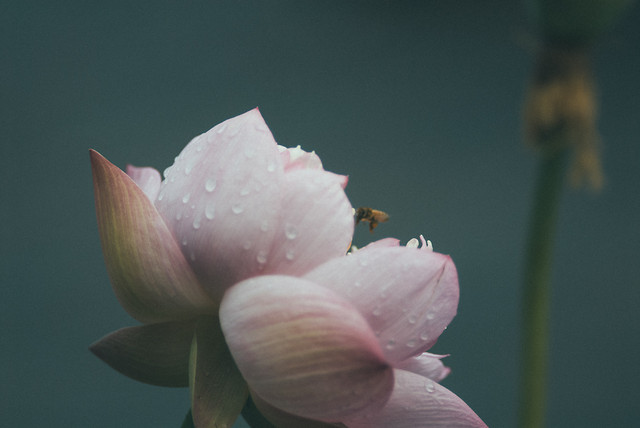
426, 312, 435, 320
182, 193, 191, 204
232, 203, 244, 214
176, 211, 183, 221
406, 339, 416, 348
284, 223, 298, 240
267, 162, 276, 172
162, 167, 172, 179
242, 241, 253, 250
372, 306, 382, 317
240, 187, 250, 196
408, 315, 417, 324
205, 178, 217, 192
182, 237, 188, 246
420, 331, 430, 341
425, 382, 435, 393
205, 202, 215, 220
157, 191, 165, 201
256, 251, 268, 264
385, 339, 396, 350
193, 218, 201, 229
244, 147, 256, 158
286, 249, 295, 260
185, 164, 193, 175
216, 123, 228, 134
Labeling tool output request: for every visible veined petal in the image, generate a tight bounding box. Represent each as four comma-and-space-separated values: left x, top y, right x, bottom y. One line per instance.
89, 320, 195, 387
249, 391, 345, 428
395, 352, 451, 382
90, 150, 215, 322
344, 369, 487, 428
125, 164, 161, 202
219, 275, 394, 422
189, 316, 247, 428
154, 109, 285, 302
263, 169, 354, 276
305, 247, 459, 364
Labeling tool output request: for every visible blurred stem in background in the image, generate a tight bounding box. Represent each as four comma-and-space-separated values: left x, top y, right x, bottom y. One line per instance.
519, 1, 632, 427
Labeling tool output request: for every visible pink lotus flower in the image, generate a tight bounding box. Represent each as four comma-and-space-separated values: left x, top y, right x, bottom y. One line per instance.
90, 109, 486, 427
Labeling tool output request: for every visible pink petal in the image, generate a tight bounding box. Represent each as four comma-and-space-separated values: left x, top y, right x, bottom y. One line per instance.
279, 145, 324, 171
189, 316, 248, 428
154, 109, 285, 302
249, 391, 344, 428
395, 352, 451, 382
219, 275, 394, 422
344, 369, 487, 428
305, 247, 459, 364
358, 238, 401, 250
90, 150, 215, 322
89, 320, 195, 387
125, 164, 162, 202
262, 169, 354, 276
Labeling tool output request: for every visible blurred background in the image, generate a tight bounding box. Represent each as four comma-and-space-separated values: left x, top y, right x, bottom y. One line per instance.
2, 1, 639, 426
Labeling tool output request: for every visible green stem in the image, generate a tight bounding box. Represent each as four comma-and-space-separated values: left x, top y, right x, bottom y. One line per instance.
519, 148, 569, 428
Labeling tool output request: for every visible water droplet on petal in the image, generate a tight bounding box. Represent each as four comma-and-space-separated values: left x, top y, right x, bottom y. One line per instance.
385, 339, 396, 350
216, 123, 228, 134
425, 381, 435, 393
232, 203, 244, 214
182, 237, 188, 246
284, 223, 298, 240
157, 191, 165, 201
192, 218, 201, 229
426, 312, 435, 320
256, 251, 267, 264
240, 187, 250, 196
406, 339, 416, 348
176, 211, 183, 221
205, 178, 217, 192
267, 162, 276, 172
420, 331, 429, 341
182, 193, 191, 204
408, 315, 417, 324
205, 202, 215, 220
185, 164, 193, 175
372, 306, 382, 317
286, 249, 295, 260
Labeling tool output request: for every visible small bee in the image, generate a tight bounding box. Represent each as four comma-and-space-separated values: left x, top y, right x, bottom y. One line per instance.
354, 207, 389, 233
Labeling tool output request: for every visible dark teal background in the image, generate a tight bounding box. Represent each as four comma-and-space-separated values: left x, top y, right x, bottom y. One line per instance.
2, 1, 639, 426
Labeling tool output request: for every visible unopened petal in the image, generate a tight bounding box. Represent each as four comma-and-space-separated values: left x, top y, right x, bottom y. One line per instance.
89, 320, 195, 387
154, 109, 285, 302
125, 164, 162, 202
305, 247, 459, 364
90, 150, 215, 322
189, 316, 247, 428
344, 369, 487, 428
263, 169, 354, 276
220, 275, 394, 422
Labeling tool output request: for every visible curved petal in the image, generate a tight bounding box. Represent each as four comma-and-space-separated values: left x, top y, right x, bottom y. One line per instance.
395, 353, 451, 382
262, 169, 354, 276
305, 247, 459, 364
219, 275, 394, 422
89, 320, 195, 387
90, 150, 215, 322
278, 145, 324, 171
344, 369, 487, 428
189, 316, 247, 428
125, 164, 162, 202
154, 109, 285, 302
249, 392, 345, 428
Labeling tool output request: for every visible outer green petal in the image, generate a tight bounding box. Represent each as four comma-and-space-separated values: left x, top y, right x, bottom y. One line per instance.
189, 316, 248, 428
91, 150, 215, 322
89, 321, 195, 387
